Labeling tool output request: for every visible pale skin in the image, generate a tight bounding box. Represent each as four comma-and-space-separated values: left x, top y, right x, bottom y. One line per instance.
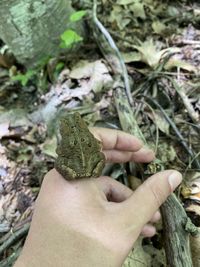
14, 128, 182, 267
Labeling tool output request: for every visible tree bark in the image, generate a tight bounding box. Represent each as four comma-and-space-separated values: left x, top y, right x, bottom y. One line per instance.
0, 0, 84, 67
161, 194, 193, 267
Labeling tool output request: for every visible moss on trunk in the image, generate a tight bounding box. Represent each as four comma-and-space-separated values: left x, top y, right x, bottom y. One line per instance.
0, 0, 85, 67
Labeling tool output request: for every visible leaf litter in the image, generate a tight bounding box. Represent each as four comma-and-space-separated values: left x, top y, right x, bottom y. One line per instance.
0, 0, 200, 266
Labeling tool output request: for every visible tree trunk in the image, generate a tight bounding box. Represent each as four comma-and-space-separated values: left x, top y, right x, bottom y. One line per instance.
0, 0, 85, 67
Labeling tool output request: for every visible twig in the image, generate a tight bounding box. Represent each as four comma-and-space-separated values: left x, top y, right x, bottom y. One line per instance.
0, 246, 22, 267
0, 223, 30, 256
184, 151, 200, 177
141, 95, 200, 170
114, 87, 146, 143
138, 99, 160, 155
92, 0, 133, 106
170, 78, 200, 125
180, 40, 200, 45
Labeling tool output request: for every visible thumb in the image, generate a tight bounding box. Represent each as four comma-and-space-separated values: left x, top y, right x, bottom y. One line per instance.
118, 170, 182, 233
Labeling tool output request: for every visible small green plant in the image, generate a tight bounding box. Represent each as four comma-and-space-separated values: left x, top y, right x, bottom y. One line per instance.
55, 62, 65, 71
60, 10, 86, 49
12, 69, 36, 86
12, 11, 87, 87
12, 56, 50, 87
70, 10, 86, 22
60, 29, 83, 49
53, 62, 65, 78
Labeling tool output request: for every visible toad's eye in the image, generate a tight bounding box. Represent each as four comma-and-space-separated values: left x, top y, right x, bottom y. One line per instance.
81, 138, 85, 142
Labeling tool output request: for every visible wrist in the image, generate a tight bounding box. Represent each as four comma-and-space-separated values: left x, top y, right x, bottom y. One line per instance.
14, 224, 121, 267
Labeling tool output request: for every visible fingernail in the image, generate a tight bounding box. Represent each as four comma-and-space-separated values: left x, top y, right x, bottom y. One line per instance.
168, 172, 182, 191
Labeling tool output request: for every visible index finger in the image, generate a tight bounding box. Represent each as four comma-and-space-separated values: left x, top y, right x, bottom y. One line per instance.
89, 127, 143, 152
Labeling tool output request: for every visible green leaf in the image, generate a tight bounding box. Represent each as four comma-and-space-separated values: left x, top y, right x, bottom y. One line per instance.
60, 41, 66, 49
133, 39, 180, 68
41, 137, 57, 158
55, 62, 65, 71
165, 58, 197, 73
152, 21, 166, 34
54, 62, 65, 78
70, 10, 86, 22
12, 69, 36, 86
60, 29, 83, 48
130, 3, 146, 19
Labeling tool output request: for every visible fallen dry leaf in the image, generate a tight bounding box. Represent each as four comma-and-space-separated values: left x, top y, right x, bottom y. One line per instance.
0, 122, 10, 139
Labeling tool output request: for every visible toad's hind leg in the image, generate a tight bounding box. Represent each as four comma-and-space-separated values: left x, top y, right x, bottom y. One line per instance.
92, 156, 105, 178
55, 158, 77, 180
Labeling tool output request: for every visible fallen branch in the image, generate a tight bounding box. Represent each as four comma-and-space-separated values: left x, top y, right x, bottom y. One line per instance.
161, 194, 198, 267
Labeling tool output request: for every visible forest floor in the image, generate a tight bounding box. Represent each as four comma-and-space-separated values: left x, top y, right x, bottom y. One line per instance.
0, 1, 200, 266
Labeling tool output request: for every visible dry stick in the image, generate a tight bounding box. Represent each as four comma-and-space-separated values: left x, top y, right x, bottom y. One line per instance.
92, 2, 194, 267
161, 193, 200, 267
0, 223, 30, 256
170, 78, 200, 125
0, 246, 22, 267
142, 95, 200, 170
93, 0, 133, 107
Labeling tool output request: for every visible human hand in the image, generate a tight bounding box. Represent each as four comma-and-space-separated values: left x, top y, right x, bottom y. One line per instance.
15, 128, 182, 267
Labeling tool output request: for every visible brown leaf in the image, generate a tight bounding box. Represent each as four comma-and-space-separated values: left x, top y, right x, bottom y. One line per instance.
0, 123, 10, 139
